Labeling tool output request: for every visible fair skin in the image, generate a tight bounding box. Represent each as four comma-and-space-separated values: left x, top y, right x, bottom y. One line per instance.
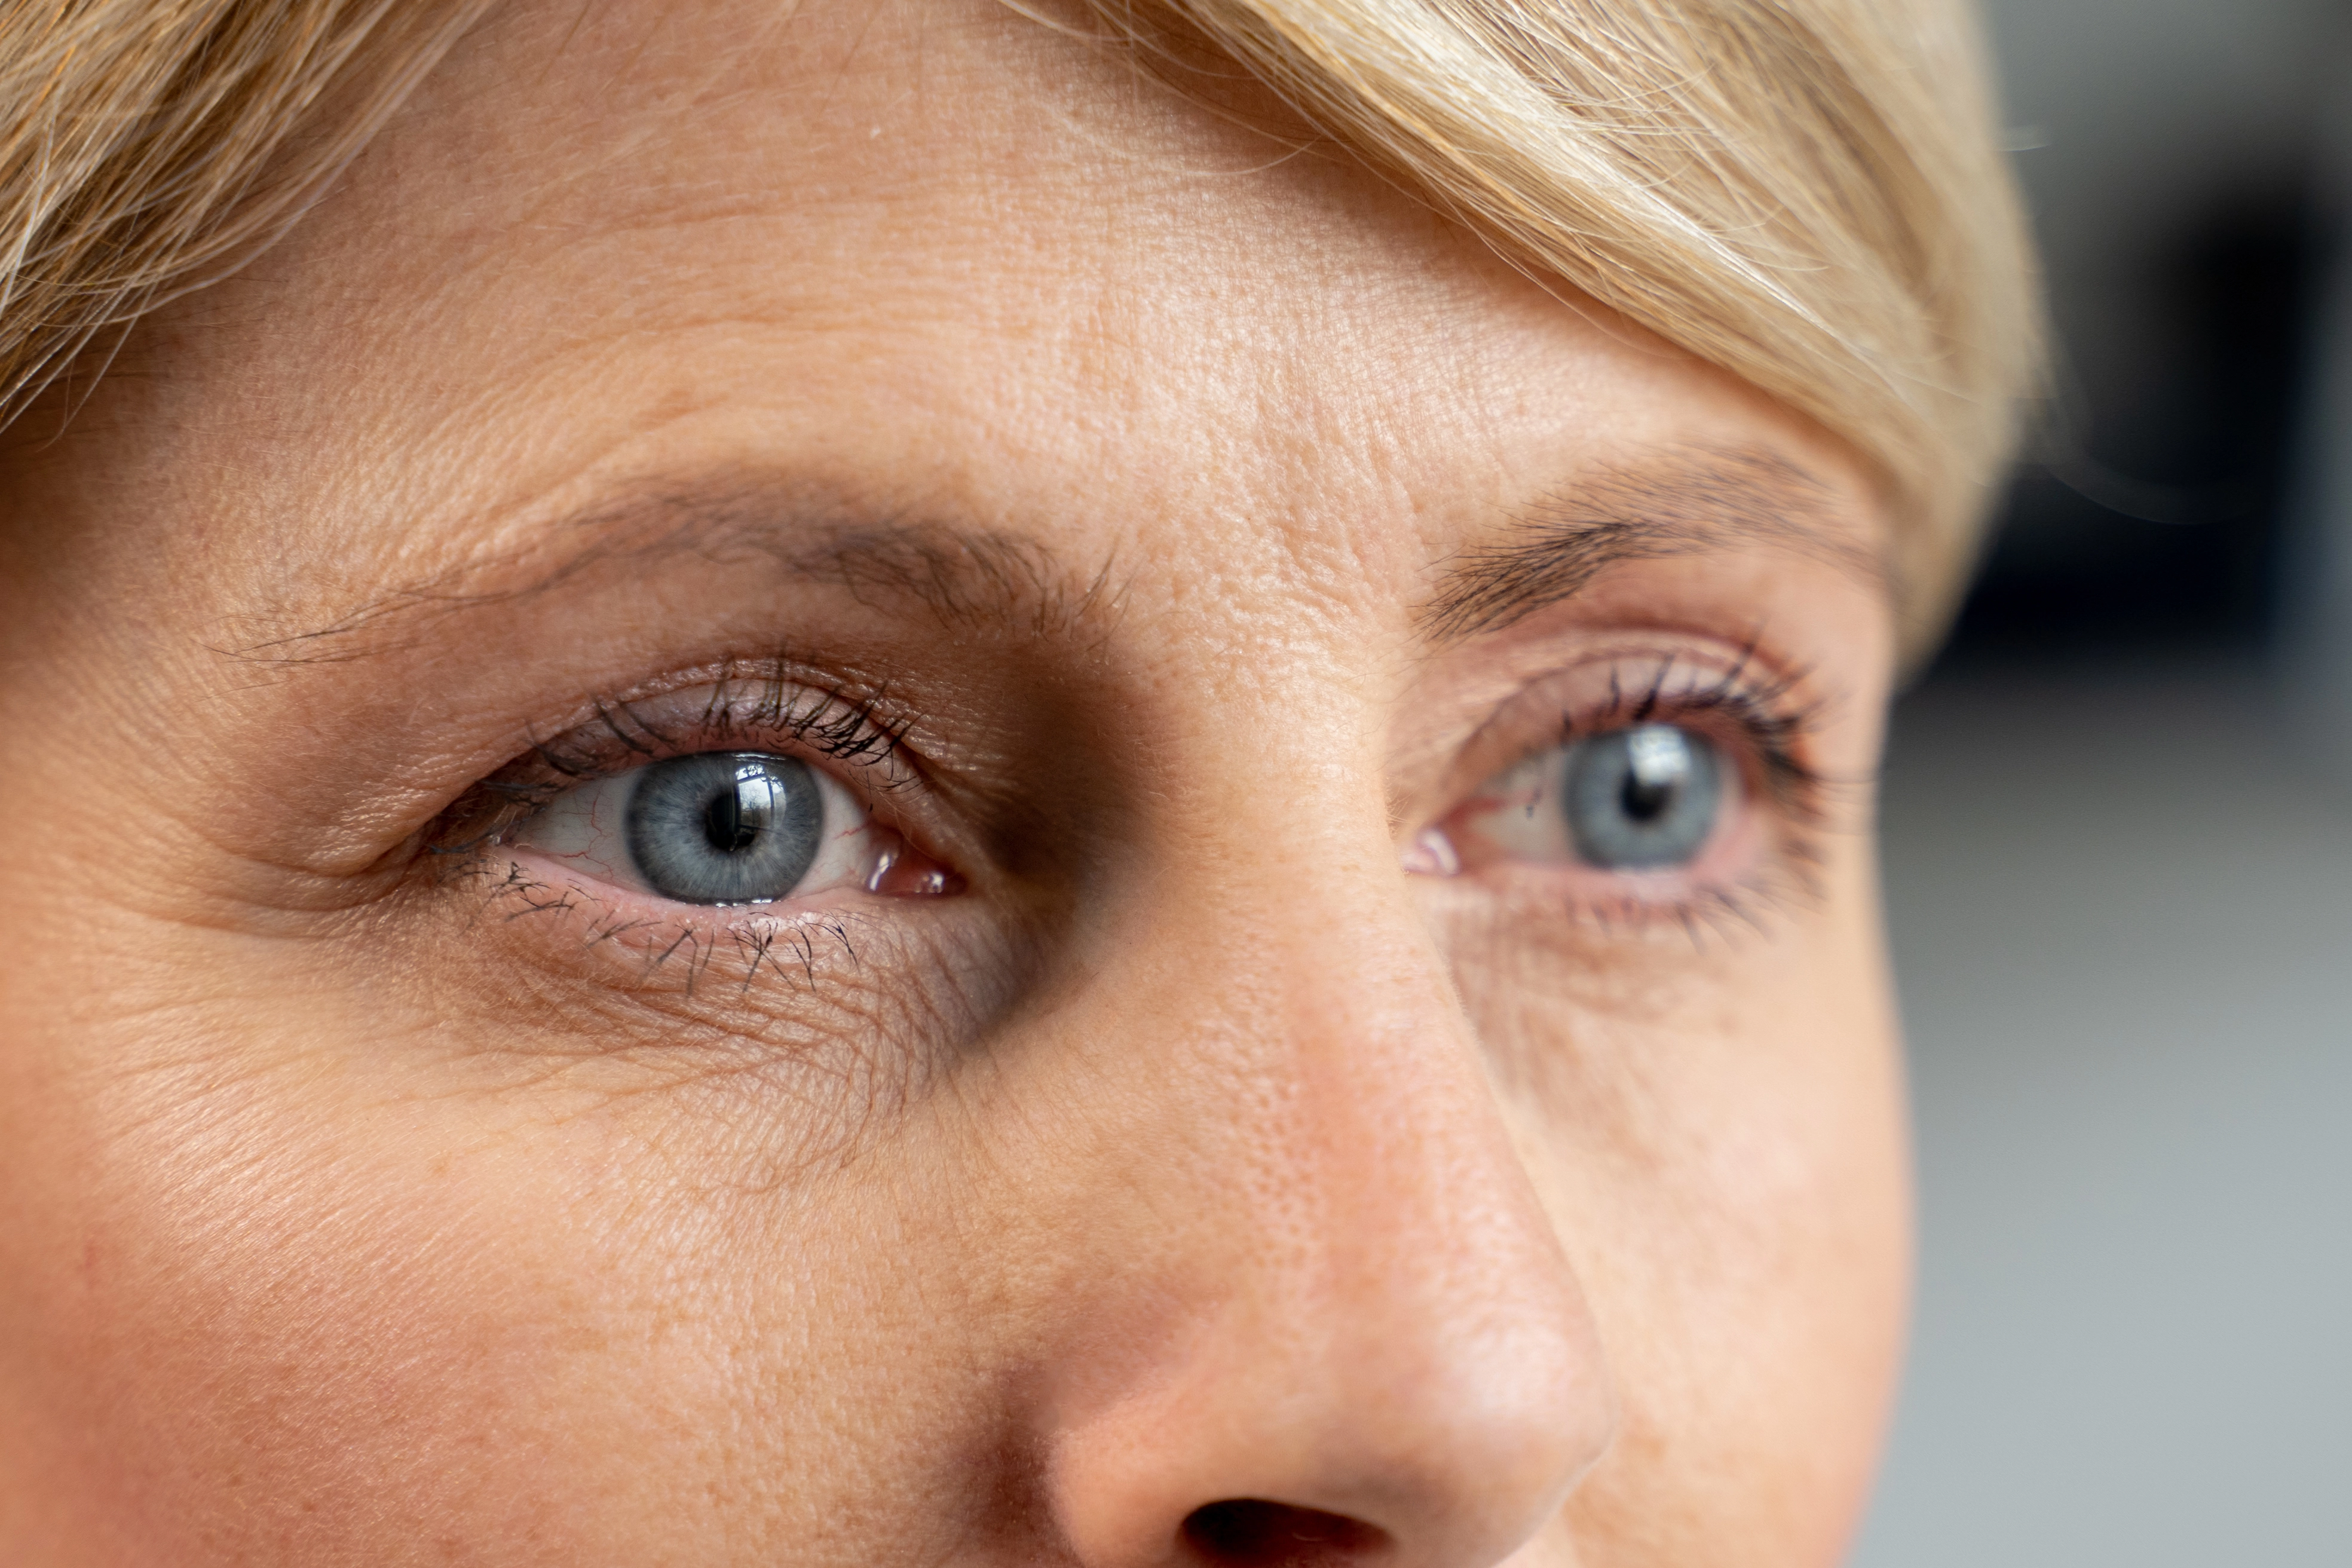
0, 0, 1907, 1563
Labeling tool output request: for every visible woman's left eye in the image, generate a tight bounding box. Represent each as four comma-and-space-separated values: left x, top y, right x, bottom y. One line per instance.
1439, 722, 1740, 874
510, 750, 887, 905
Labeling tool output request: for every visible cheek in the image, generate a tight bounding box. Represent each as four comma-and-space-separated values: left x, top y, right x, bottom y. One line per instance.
1487, 871, 1909, 1563
1, 1009, 989, 1562
22, 1077, 630, 1552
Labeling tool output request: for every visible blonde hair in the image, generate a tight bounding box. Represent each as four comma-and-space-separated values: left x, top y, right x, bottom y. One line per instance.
0, 0, 2035, 645
0, 1, 488, 420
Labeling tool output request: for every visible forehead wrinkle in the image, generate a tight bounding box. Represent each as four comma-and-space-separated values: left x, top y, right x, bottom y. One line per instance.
1420, 446, 1886, 642
223, 474, 1113, 666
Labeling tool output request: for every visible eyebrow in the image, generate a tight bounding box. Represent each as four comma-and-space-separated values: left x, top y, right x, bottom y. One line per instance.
247, 449, 1876, 663
1420, 447, 1885, 642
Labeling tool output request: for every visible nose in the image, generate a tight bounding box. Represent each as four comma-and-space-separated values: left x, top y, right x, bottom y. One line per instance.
1037, 859, 1615, 1568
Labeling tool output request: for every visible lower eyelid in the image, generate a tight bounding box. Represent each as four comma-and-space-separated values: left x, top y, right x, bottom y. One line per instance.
498, 849, 878, 925
424, 850, 932, 1050
1447, 807, 1782, 935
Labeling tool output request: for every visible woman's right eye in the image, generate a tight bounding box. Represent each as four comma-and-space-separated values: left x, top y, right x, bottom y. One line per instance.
509, 749, 921, 906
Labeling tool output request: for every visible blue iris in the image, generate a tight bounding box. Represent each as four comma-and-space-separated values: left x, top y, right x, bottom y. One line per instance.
624, 752, 825, 904
1563, 724, 1722, 869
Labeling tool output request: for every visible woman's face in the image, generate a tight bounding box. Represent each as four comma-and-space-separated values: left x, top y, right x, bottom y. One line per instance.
0, 1, 1907, 1563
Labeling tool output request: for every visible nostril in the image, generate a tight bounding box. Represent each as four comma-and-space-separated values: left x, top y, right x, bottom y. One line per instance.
1181, 1500, 1392, 1565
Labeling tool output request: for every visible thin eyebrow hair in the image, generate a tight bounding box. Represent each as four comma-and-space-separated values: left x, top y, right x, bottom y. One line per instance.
240, 452, 1863, 665
234, 477, 1116, 664
1422, 447, 1886, 642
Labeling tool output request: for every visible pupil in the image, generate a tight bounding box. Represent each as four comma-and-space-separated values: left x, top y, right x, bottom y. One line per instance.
1621, 770, 1674, 822
703, 774, 771, 855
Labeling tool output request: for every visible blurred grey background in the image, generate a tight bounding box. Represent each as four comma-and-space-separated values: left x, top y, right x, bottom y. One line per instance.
1851, 2, 2352, 1564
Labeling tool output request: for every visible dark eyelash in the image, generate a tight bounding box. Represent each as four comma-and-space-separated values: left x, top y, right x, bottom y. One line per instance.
1572, 645, 1829, 820
424, 656, 919, 859
532, 659, 917, 778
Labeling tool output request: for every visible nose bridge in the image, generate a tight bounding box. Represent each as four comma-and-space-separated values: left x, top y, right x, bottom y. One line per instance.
1237, 866, 1558, 1351
1038, 798, 1613, 1567
1227, 844, 1603, 1425
1172, 760, 1545, 1291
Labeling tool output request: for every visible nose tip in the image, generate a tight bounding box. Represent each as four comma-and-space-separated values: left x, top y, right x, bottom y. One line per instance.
1046, 1258, 1608, 1568
1042, 1069, 1613, 1568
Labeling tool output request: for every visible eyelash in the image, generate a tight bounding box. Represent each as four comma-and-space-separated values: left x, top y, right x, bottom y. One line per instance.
1575, 649, 1826, 817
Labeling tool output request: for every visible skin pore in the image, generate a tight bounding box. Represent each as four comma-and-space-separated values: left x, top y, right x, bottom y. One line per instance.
0, 0, 1907, 1563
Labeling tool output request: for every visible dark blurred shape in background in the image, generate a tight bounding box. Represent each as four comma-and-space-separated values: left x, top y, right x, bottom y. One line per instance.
1853, 2, 2352, 1563
1946, 0, 2342, 663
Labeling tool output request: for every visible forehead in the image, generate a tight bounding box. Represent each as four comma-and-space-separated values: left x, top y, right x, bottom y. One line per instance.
109, 0, 1876, 632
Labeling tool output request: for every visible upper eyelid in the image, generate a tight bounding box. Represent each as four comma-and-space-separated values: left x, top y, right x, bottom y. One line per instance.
1472, 647, 1817, 752
526, 679, 916, 782
1565, 673, 1814, 754
1585, 681, 1826, 801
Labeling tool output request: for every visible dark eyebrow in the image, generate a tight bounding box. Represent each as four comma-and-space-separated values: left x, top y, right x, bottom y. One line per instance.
237, 477, 1114, 663
1421, 447, 1885, 642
